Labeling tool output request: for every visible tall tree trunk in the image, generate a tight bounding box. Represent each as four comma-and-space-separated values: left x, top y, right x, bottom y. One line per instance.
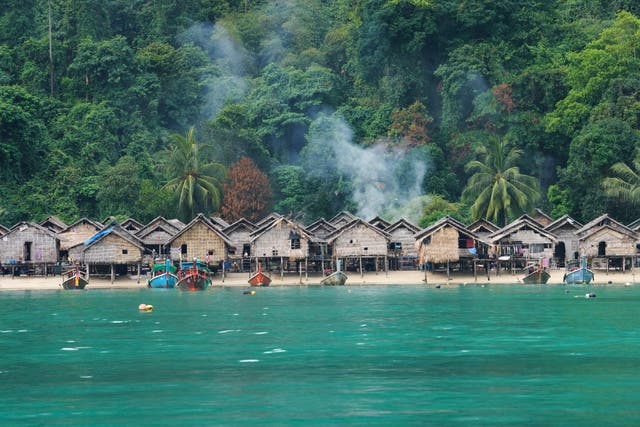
48, 0, 54, 97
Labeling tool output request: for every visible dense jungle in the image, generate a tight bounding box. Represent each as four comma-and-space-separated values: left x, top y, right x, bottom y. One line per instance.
1, 0, 639, 227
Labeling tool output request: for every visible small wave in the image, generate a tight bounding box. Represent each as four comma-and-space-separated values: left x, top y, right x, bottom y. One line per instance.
152, 330, 163, 333
218, 329, 239, 334
239, 359, 260, 363
264, 348, 286, 354
110, 320, 128, 324
61, 347, 79, 351
254, 331, 268, 335
80, 376, 93, 379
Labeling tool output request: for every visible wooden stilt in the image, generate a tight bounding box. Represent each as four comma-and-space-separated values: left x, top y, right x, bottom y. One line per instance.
110, 264, 115, 283
137, 263, 141, 283
305, 257, 308, 281
385, 255, 388, 277
280, 257, 283, 280
359, 256, 363, 277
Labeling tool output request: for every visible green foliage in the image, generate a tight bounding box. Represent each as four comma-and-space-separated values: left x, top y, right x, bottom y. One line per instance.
0, 2, 638, 225
462, 136, 541, 226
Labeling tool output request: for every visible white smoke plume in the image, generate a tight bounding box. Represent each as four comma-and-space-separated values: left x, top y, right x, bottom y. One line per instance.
178, 23, 250, 120
306, 114, 429, 222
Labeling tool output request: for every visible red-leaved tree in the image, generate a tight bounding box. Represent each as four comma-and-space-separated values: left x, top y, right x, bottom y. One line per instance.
221, 157, 273, 222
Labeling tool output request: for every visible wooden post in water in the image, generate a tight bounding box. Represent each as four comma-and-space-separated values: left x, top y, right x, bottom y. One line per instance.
385, 255, 388, 277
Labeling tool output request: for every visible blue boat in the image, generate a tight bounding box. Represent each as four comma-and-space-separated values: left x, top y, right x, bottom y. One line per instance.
563, 256, 595, 285
148, 259, 179, 289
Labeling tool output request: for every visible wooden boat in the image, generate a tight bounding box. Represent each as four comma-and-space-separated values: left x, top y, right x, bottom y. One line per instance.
248, 263, 271, 287
321, 270, 348, 286
177, 260, 212, 290
521, 264, 550, 284
564, 256, 594, 285
61, 264, 88, 290
147, 259, 178, 289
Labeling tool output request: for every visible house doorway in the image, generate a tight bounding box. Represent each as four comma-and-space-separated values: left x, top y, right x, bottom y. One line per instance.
598, 241, 607, 256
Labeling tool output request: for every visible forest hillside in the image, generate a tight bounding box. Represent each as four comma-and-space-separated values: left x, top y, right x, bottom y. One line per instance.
1, 1, 639, 227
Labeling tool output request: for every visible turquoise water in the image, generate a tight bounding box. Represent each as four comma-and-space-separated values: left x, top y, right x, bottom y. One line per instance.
1, 285, 640, 425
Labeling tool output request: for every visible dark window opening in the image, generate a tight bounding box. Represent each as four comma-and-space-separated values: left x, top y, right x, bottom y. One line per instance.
181, 244, 187, 255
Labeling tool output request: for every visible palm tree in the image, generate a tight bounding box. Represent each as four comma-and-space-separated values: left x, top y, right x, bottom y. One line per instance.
161, 127, 226, 221
462, 137, 540, 226
602, 159, 640, 206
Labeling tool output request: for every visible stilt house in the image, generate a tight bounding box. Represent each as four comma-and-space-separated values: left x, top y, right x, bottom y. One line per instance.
575, 214, 638, 271
488, 215, 557, 263
68, 224, 145, 280
223, 218, 257, 271
386, 218, 421, 270
544, 215, 583, 267
325, 218, 390, 273
0, 222, 59, 272
166, 214, 232, 269
415, 216, 485, 275
250, 217, 315, 275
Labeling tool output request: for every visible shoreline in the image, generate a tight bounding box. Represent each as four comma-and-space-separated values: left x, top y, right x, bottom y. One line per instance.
1, 269, 638, 290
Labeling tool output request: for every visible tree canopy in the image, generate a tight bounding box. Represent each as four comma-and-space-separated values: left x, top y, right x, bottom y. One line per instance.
0, 2, 639, 227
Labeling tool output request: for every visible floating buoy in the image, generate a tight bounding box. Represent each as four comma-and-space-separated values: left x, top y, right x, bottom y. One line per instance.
585, 293, 596, 299
243, 290, 256, 295
138, 303, 154, 311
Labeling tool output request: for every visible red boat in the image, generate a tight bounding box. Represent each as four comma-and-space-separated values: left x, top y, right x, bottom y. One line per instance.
248, 263, 271, 287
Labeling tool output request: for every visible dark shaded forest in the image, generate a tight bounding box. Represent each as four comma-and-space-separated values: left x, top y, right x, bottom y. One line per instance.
1, 0, 639, 227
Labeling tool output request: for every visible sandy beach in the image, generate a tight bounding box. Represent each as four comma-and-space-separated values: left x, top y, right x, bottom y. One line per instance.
1, 268, 639, 290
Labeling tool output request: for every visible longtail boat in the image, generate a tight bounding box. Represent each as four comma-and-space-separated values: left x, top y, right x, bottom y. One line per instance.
177, 260, 212, 290
321, 270, 348, 286
321, 260, 347, 286
563, 256, 594, 285
248, 263, 271, 287
61, 264, 88, 290
148, 259, 179, 289
521, 264, 550, 284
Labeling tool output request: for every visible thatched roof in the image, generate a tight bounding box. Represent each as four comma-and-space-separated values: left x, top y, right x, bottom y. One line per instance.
415, 216, 479, 263
39, 215, 67, 233
488, 216, 558, 244
386, 218, 421, 235
304, 218, 337, 241
166, 213, 233, 246
575, 213, 636, 239
58, 218, 104, 250
533, 208, 554, 227
544, 214, 582, 233
250, 216, 316, 243
209, 216, 230, 229
121, 218, 144, 232
467, 218, 499, 234
328, 211, 359, 228
254, 213, 283, 228
368, 215, 391, 230
223, 218, 257, 235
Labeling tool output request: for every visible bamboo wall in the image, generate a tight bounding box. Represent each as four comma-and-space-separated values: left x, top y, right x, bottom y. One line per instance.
332, 224, 388, 257
388, 227, 418, 257
418, 227, 459, 264
169, 222, 227, 263
552, 226, 581, 259
496, 229, 555, 259
82, 234, 143, 264
0, 224, 58, 263
580, 228, 637, 257
58, 223, 99, 250
252, 223, 309, 260
226, 227, 253, 256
